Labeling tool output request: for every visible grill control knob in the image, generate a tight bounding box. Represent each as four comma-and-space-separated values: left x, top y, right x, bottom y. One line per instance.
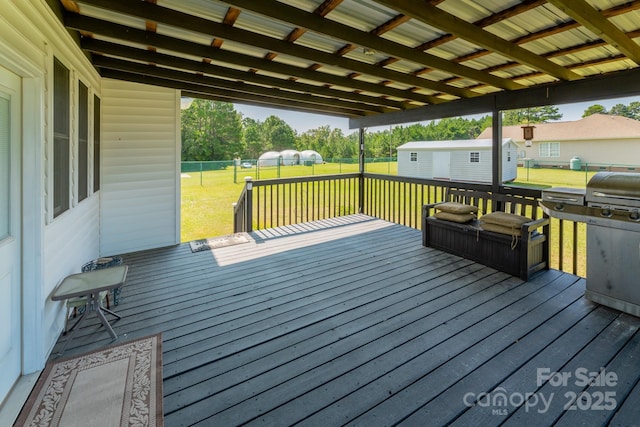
601, 207, 612, 217
630, 210, 640, 221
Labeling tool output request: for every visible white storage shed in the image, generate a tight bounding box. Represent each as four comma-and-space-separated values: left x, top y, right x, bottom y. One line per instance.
397, 138, 518, 183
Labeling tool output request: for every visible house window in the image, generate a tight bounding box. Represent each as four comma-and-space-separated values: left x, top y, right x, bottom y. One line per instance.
539, 142, 560, 158
470, 152, 480, 163
53, 58, 70, 218
0, 95, 9, 240
410, 152, 417, 162
78, 81, 88, 202
94, 95, 100, 192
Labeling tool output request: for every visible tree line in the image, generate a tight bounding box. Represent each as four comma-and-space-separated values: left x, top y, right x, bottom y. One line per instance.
181, 98, 639, 162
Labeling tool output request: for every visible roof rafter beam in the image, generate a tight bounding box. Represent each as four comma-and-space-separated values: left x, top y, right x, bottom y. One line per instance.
427, 1, 640, 78
372, 0, 581, 81
217, 0, 523, 90
441, 1, 640, 84
513, 0, 640, 47
93, 56, 391, 114
282, 0, 341, 45
209, 7, 241, 50
73, 0, 477, 98
82, 39, 405, 111
314, 0, 344, 17
455, 0, 640, 62
547, 0, 640, 65
350, 67, 640, 128
180, 90, 352, 118
381, 0, 545, 70
65, 13, 439, 105
101, 69, 362, 117
277, 0, 342, 76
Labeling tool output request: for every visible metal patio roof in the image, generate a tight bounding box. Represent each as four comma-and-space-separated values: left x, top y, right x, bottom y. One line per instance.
52, 0, 640, 128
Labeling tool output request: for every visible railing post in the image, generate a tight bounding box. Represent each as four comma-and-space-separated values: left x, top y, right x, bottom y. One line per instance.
232, 202, 239, 233
358, 128, 365, 213
244, 176, 253, 232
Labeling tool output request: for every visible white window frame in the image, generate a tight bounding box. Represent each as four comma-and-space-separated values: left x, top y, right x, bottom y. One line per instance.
539, 142, 560, 158
53, 57, 71, 218
0, 93, 10, 240
410, 152, 417, 162
78, 80, 89, 202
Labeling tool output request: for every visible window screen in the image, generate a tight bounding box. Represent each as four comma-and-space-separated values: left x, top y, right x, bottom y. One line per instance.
53, 58, 70, 218
539, 142, 560, 157
78, 81, 88, 201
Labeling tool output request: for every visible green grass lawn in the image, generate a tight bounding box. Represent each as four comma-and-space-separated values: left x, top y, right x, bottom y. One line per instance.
181, 164, 590, 276
511, 166, 596, 188
180, 161, 396, 242
510, 167, 592, 276
181, 164, 591, 242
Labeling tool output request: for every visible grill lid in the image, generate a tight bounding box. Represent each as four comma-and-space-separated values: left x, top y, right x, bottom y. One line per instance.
586, 172, 640, 208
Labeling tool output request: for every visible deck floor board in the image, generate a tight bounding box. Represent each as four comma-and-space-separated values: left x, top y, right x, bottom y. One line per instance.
50, 214, 640, 426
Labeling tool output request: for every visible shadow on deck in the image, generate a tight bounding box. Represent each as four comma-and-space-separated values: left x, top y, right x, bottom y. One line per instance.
51, 214, 640, 426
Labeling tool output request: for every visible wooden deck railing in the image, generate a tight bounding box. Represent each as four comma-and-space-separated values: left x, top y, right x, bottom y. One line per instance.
232, 177, 253, 232
233, 174, 361, 233
234, 173, 586, 277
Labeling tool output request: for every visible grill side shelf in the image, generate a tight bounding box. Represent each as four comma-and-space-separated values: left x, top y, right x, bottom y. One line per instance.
539, 201, 640, 231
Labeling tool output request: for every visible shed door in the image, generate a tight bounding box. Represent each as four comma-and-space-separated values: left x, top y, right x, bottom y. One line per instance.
433, 151, 450, 179
0, 66, 22, 404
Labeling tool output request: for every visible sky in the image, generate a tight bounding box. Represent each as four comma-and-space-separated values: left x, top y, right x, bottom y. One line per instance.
232, 95, 639, 135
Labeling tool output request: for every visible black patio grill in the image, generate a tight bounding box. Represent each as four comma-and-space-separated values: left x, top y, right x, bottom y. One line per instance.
540, 172, 640, 317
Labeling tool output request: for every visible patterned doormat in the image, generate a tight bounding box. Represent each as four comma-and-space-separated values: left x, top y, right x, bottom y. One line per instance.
189, 232, 252, 252
15, 334, 163, 427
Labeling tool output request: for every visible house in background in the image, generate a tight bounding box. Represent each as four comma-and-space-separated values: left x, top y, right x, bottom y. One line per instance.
397, 139, 518, 183
478, 114, 640, 170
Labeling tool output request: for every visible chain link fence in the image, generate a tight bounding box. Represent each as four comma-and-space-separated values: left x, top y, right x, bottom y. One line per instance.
517, 159, 640, 186
181, 157, 397, 183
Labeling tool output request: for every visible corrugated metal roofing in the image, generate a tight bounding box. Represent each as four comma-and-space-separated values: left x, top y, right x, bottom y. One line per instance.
56, 0, 640, 122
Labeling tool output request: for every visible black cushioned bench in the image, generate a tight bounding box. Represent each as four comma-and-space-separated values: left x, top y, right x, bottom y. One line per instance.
422, 188, 550, 281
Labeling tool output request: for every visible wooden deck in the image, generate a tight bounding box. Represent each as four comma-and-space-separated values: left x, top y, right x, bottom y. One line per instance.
51, 214, 640, 426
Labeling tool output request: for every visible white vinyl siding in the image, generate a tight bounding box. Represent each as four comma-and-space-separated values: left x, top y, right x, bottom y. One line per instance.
452, 150, 490, 182
396, 139, 517, 183
502, 142, 518, 182
1, 0, 104, 379
397, 150, 433, 178
100, 79, 180, 255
